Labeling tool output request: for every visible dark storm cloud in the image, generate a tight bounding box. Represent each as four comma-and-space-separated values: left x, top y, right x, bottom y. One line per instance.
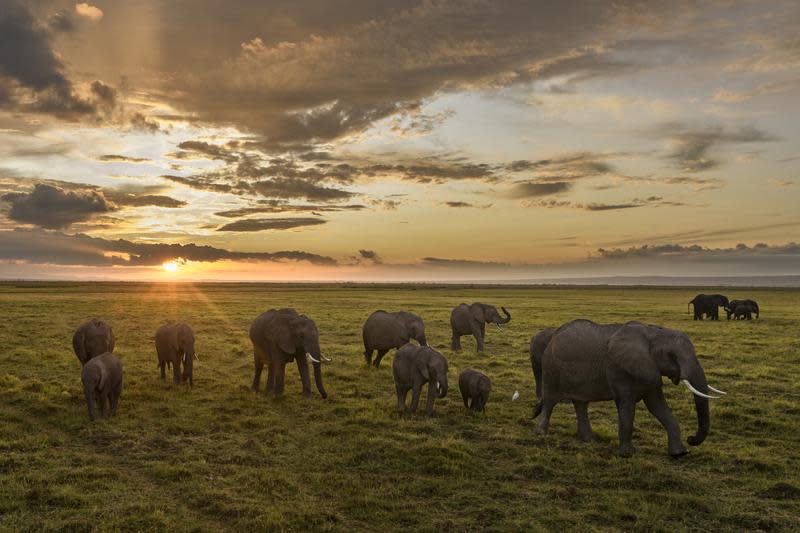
98, 154, 152, 163
216, 217, 327, 232
1, 183, 113, 229
0, 228, 336, 266
655, 123, 776, 172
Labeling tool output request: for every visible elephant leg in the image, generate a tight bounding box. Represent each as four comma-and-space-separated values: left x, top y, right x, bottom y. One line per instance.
373, 349, 389, 368
451, 330, 461, 350
110, 382, 122, 416
396, 383, 409, 413
643, 388, 687, 457
425, 382, 437, 416
159, 360, 166, 380
409, 383, 423, 413
296, 357, 312, 397
252, 357, 263, 392
273, 361, 287, 396
471, 324, 484, 352
364, 347, 373, 365
573, 401, 594, 442
535, 399, 557, 435
266, 363, 275, 394
98, 393, 106, 418
615, 396, 636, 457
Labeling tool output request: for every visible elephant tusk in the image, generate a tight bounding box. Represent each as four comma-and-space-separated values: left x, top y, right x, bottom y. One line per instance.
306, 352, 320, 364
681, 379, 719, 399
707, 385, 727, 395
436, 381, 441, 392
321, 354, 332, 362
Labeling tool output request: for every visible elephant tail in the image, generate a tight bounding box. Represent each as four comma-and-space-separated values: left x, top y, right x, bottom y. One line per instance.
532, 401, 543, 419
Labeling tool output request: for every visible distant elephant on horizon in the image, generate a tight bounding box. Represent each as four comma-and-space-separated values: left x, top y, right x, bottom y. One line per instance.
155, 322, 197, 385
450, 303, 511, 352
688, 294, 729, 320
72, 319, 115, 366
362, 310, 427, 368
534, 319, 726, 458
250, 308, 330, 399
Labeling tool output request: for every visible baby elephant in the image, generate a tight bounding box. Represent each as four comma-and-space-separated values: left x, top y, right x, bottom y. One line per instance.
459, 369, 491, 412
392, 344, 449, 416
81, 352, 123, 421
155, 323, 197, 385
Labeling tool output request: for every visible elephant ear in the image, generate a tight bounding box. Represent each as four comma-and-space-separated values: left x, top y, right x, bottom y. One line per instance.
275, 317, 297, 354
469, 303, 485, 323
414, 349, 431, 381
607, 324, 662, 387
73, 326, 88, 364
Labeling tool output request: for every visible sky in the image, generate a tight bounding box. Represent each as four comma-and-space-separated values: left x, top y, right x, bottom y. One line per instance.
0, 0, 799, 282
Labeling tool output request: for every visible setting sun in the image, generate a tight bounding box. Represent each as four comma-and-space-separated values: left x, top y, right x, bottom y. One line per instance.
162, 261, 179, 273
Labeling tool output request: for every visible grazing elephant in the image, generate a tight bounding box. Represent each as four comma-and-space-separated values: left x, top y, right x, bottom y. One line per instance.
81, 352, 123, 421
688, 294, 729, 320
155, 323, 197, 385
458, 369, 491, 412
392, 344, 448, 415
726, 299, 759, 320
72, 319, 115, 366
450, 303, 511, 351
533, 319, 725, 458
529, 327, 557, 400
362, 310, 427, 368
250, 308, 330, 399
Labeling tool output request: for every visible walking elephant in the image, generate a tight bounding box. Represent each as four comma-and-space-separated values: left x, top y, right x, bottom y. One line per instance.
529, 327, 557, 400
726, 299, 759, 320
155, 323, 197, 385
392, 344, 448, 415
533, 319, 726, 458
82, 352, 123, 421
72, 319, 115, 366
688, 294, 729, 320
731, 301, 757, 320
459, 369, 491, 412
362, 310, 427, 368
450, 303, 511, 351
250, 308, 330, 399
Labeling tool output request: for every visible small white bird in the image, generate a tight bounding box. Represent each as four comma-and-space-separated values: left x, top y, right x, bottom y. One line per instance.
511, 390, 520, 401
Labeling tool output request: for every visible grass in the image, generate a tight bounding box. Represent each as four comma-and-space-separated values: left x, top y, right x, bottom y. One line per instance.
0, 282, 799, 531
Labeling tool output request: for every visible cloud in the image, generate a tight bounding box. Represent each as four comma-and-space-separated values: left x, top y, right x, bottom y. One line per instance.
0, 228, 336, 266
214, 202, 366, 217
75, 3, 103, 21
523, 196, 687, 211
506, 181, 572, 198
655, 123, 776, 172
105, 193, 187, 208
358, 249, 382, 264
1, 183, 113, 229
216, 217, 327, 232
443, 201, 492, 209
713, 76, 800, 103
171, 141, 238, 162
98, 154, 152, 163
596, 242, 800, 260
250, 178, 354, 201
162, 174, 234, 193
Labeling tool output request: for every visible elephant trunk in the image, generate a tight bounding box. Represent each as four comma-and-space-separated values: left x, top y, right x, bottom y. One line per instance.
312, 362, 328, 399
498, 307, 511, 324
183, 352, 194, 386
683, 364, 710, 446
417, 333, 428, 347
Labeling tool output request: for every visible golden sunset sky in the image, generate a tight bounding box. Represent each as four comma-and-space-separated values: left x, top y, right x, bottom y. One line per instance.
1, 0, 798, 281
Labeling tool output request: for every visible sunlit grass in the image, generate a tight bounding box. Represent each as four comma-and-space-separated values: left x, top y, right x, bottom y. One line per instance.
0, 282, 798, 530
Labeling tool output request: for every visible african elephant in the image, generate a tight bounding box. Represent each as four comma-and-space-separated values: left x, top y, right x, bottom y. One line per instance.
732, 302, 757, 320
72, 319, 115, 366
392, 344, 448, 415
81, 352, 123, 421
726, 299, 759, 320
250, 308, 330, 399
362, 310, 427, 367
533, 319, 725, 457
458, 369, 491, 412
450, 303, 511, 351
155, 323, 197, 385
688, 294, 729, 320
529, 327, 557, 400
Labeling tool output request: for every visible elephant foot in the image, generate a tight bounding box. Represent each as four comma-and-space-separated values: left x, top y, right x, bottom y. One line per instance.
577, 432, 596, 443
669, 446, 689, 458
534, 426, 548, 436
618, 444, 636, 458
301, 391, 312, 398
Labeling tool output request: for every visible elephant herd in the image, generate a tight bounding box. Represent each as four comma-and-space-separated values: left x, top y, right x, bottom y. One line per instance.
688, 293, 760, 321
68, 297, 730, 458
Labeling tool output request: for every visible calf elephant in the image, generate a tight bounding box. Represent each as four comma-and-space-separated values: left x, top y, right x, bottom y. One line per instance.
534, 319, 725, 458
250, 308, 330, 399
82, 352, 123, 421
726, 299, 759, 320
155, 323, 197, 385
72, 319, 115, 366
362, 310, 427, 368
688, 294, 729, 320
458, 369, 491, 412
450, 303, 511, 351
392, 344, 448, 415
732, 302, 757, 320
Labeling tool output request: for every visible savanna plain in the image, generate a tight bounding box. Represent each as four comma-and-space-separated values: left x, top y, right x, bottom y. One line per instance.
0, 282, 798, 532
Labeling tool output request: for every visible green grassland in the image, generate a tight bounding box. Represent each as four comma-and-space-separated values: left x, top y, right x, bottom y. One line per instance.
0, 282, 799, 531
